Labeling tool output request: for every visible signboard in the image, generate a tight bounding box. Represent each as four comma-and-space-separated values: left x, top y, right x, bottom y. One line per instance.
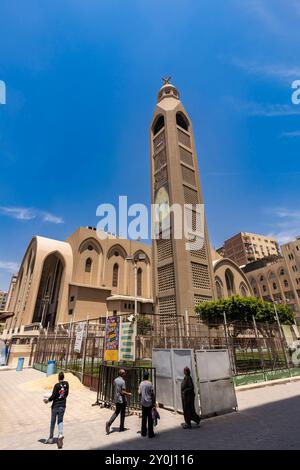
119, 319, 136, 361
104, 316, 120, 361
74, 322, 86, 353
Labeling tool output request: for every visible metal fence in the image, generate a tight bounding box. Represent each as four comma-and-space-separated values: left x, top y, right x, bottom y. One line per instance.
32, 315, 299, 383
96, 363, 156, 411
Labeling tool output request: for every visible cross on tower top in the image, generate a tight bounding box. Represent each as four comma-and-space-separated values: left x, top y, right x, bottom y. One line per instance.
162, 76, 172, 85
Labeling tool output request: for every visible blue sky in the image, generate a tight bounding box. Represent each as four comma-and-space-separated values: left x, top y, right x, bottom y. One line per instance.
0, 0, 300, 291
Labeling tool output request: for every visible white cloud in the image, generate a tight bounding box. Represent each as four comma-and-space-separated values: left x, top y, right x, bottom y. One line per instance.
42, 213, 64, 224
266, 208, 300, 245
248, 104, 300, 117
225, 97, 300, 117
0, 206, 64, 224
281, 131, 300, 137
0, 261, 19, 273
231, 58, 300, 81
0, 206, 35, 220
232, 0, 283, 34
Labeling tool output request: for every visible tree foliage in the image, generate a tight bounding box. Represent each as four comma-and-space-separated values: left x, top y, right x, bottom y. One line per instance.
137, 315, 152, 334
195, 295, 294, 325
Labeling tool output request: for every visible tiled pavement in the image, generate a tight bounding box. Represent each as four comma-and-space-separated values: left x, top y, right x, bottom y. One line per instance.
1, 368, 300, 450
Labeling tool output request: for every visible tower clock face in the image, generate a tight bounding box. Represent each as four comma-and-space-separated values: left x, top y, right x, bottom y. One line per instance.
154, 185, 170, 224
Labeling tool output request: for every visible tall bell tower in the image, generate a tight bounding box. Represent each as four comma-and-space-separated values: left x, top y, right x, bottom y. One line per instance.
150, 78, 215, 325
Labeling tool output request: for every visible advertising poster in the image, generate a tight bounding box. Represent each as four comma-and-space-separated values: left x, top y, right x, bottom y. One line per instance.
119, 318, 136, 362
104, 316, 120, 361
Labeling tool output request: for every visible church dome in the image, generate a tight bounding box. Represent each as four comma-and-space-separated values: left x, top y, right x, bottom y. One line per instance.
157, 78, 180, 102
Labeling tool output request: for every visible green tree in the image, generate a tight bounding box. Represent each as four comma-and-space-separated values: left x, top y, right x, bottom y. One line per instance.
137, 315, 152, 335
195, 295, 294, 325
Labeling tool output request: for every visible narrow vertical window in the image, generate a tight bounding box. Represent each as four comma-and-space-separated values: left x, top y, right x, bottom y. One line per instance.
113, 263, 119, 287
85, 258, 92, 273
137, 268, 142, 297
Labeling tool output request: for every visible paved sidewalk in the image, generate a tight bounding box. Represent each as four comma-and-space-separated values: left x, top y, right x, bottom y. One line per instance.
0, 369, 300, 450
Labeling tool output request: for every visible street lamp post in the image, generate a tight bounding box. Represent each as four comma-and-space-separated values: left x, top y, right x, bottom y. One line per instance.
40, 294, 50, 330
126, 253, 146, 320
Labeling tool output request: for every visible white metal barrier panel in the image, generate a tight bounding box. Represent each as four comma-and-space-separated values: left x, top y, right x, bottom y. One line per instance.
195, 349, 237, 416
152, 348, 237, 417
152, 349, 174, 409
152, 348, 199, 413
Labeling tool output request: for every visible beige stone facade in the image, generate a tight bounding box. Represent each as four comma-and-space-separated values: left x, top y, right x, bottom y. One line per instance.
222, 232, 280, 266
1, 225, 255, 342
244, 254, 300, 318
1, 227, 152, 341
150, 81, 215, 323
211, 249, 252, 299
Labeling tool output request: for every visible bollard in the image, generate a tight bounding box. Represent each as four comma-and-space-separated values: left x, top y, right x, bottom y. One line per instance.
16, 357, 24, 371
46, 360, 56, 376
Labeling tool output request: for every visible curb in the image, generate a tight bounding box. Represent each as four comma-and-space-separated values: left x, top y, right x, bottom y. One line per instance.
236, 374, 300, 392
0, 366, 32, 372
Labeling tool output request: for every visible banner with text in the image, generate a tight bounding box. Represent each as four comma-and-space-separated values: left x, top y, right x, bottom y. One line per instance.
104, 316, 120, 361
74, 322, 86, 353
119, 319, 136, 362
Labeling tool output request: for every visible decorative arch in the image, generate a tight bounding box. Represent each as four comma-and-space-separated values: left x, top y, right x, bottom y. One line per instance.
250, 277, 259, 296
225, 269, 235, 297
107, 244, 128, 260
32, 251, 65, 328
176, 112, 189, 131
79, 238, 102, 255
215, 276, 224, 299
239, 282, 248, 297
133, 250, 150, 264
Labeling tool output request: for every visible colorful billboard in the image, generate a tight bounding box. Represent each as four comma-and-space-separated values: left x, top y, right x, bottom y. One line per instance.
104, 316, 120, 361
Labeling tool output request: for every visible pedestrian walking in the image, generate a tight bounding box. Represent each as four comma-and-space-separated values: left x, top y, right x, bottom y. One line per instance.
138, 370, 155, 438
44, 371, 69, 448
106, 369, 131, 434
181, 366, 201, 429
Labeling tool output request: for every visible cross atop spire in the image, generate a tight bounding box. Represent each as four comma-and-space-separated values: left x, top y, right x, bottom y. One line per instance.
162, 76, 172, 85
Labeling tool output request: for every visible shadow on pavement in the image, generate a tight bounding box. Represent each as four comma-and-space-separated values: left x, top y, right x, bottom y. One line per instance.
92, 394, 300, 450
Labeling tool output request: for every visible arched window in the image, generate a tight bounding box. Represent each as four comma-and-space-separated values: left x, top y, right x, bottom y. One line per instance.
215, 277, 223, 299
225, 269, 235, 297
176, 112, 189, 131
280, 269, 285, 276
273, 282, 277, 290
284, 279, 289, 288
240, 283, 248, 297
153, 115, 165, 135
112, 263, 119, 287
137, 268, 142, 297
85, 258, 92, 273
